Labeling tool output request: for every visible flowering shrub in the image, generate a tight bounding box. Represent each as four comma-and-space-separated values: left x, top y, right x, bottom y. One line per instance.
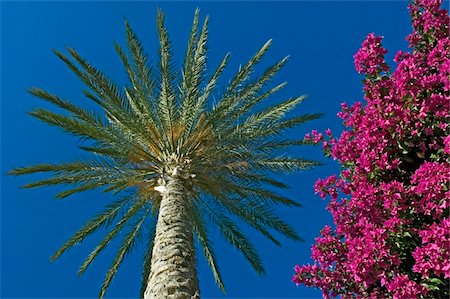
293, 0, 449, 298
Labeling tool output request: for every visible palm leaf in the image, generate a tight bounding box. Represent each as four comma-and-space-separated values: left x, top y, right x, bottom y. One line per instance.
217, 197, 302, 242
199, 197, 265, 274
50, 195, 132, 261
156, 9, 177, 147
208, 39, 273, 124
78, 197, 148, 275
253, 157, 321, 173
188, 199, 225, 292
140, 218, 157, 298
99, 206, 151, 298
214, 57, 290, 130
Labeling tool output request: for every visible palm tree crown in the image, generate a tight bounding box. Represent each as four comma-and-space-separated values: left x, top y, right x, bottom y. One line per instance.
10, 9, 321, 298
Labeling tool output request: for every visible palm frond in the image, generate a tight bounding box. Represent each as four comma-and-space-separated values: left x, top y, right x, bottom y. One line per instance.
78, 197, 148, 275
140, 219, 157, 298
213, 57, 289, 130
180, 53, 230, 150
14, 159, 151, 198
180, 12, 211, 145
10, 161, 90, 176
180, 9, 202, 116
256, 139, 312, 151
182, 9, 200, 79
27, 107, 156, 166
222, 113, 323, 146
253, 157, 321, 173
50, 195, 132, 261
188, 199, 225, 292
78, 145, 124, 158
124, 22, 154, 98
232, 171, 290, 189
216, 196, 282, 246
53, 61, 159, 165
256, 113, 324, 139
197, 53, 229, 111
115, 22, 158, 131
217, 197, 302, 242
199, 197, 265, 274
208, 40, 272, 124
28, 108, 106, 141
225, 39, 272, 94
27, 88, 103, 123
156, 9, 177, 148
234, 95, 307, 134
186, 14, 209, 105
99, 205, 151, 298
124, 20, 156, 103
67, 48, 129, 114
53, 49, 129, 124
195, 174, 300, 207
54, 181, 114, 199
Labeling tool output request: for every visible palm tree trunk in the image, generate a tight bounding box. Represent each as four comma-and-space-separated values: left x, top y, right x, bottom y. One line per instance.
144, 175, 199, 299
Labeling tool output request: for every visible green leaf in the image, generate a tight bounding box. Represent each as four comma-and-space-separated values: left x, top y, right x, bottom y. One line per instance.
156, 9, 177, 147
199, 198, 265, 274
188, 200, 226, 293
50, 195, 132, 261
140, 220, 157, 298
78, 197, 147, 275
99, 207, 151, 298
428, 277, 444, 285
403, 231, 412, 238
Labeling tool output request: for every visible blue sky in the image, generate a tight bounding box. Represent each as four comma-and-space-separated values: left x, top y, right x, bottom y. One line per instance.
1, 1, 414, 298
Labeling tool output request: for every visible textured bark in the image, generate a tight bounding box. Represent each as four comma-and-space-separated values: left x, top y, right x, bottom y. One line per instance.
144, 176, 199, 299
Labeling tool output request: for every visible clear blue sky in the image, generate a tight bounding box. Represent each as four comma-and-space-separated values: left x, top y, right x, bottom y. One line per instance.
2, 2, 413, 298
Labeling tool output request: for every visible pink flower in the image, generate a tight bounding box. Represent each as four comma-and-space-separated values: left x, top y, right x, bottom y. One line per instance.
353, 33, 389, 76
413, 219, 450, 279
385, 275, 428, 298
292, 0, 450, 297
443, 135, 450, 155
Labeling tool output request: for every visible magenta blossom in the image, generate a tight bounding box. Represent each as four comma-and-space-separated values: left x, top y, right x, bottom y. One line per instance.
293, 0, 450, 298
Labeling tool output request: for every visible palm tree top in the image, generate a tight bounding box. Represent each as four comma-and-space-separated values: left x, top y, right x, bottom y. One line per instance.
10, 8, 321, 298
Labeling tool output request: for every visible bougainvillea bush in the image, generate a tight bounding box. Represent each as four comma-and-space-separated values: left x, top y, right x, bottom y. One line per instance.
292, 0, 449, 298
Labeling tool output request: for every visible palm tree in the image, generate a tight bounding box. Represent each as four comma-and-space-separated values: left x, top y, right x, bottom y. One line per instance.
10, 9, 321, 299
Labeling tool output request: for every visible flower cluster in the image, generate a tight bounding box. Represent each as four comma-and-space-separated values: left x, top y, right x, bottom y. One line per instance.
293, 0, 449, 298
353, 33, 389, 77
412, 219, 450, 279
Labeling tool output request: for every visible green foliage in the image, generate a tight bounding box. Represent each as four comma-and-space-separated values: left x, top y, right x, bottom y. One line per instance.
139, 221, 157, 298
99, 205, 152, 298
188, 200, 225, 292
11, 9, 320, 298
